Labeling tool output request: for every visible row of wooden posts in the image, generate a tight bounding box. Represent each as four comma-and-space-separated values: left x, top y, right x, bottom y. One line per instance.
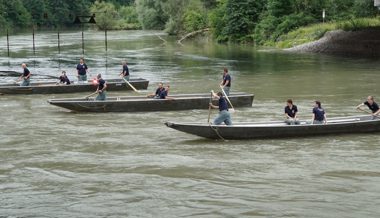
4, 27, 108, 57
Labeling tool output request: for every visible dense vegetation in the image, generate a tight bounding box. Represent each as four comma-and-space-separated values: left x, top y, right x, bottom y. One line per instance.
0, 0, 137, 32
1, 0, 378, 45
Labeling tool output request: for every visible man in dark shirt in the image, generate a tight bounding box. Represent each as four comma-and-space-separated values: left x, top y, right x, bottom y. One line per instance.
284, 99, 299, 125
95, 74, 107, 101
357, 96, 380, 117
18, 63, 31, 86
147, 82, 165, 99
312, 101, 327, 124
119, 61, 130, 81
159, 85, 170, 99
209, 91, 232, 125
76, 58, 88, 82
220, 68, 231, 96
58, 71, 71, 85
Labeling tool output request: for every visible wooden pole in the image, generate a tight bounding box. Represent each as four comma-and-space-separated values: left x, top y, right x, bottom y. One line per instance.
57, 28, 61, 54
6, 29, 9, 57
105, 28, 108, 52
81, 24, 84, 55
207, 91, 213, 123
32, 25, 36, 55
122, 77, 139, 93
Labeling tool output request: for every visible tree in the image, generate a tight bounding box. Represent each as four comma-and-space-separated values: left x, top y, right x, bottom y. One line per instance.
161, 0, 190, 34
3, 0, 31, 28
136, 0, 167, 29
223, 0, 264, 42
267, 0, 293, 17
90, 0, 118, 30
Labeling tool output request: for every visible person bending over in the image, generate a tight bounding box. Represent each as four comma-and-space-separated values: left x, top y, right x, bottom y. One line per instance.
209, 91, 232, 126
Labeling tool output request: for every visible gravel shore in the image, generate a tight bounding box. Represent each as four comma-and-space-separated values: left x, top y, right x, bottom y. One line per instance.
286, 28, 380, 57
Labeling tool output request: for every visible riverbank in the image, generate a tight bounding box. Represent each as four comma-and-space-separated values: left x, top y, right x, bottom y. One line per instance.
285, 28, 380, 57
271, 18, 380, 57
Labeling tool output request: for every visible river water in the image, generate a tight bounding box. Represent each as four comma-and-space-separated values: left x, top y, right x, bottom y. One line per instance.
0, 30, 380, 217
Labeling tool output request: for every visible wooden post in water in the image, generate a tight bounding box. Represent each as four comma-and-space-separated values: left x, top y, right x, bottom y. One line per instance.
57, 28, 61, 54
81, 24, 85, 55
6, 29, 10, 57
105, 28, 108, 52
32, 25, 36, 55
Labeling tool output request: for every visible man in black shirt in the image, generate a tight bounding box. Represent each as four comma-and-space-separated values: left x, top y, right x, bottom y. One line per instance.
357, 96, 380, 117
220, 68, 231, 96
284, 99, 299, 125
119, 61, 130, 81
76, 58, 88, 82
58, 71, 71, 85
147, 82, 165, 99
95, 74, 107, 101
18, 63, 31, 86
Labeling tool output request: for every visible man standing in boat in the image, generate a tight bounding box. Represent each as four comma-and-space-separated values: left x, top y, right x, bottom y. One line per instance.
284, 99, 299, 125
119, 61, 130, 81
220, 68, 231, 96
209, 91, 232, 125
18, 63, 31, 86
76, 58, 88, 82
96, 74, 107, 101
312, 101, 327, 124
356, 96, 380, 117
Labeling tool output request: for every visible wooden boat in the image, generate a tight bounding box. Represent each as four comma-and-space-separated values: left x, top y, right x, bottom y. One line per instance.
0, 78, 149, 95
165, 115, 380, 140
0, 70, 23, 77
47, 92, 254, 112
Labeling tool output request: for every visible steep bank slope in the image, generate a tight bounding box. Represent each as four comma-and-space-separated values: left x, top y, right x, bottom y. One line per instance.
286, 28, 380, 57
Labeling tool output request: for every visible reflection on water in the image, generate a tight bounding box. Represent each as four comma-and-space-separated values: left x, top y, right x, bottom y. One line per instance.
1, 30, 380, 217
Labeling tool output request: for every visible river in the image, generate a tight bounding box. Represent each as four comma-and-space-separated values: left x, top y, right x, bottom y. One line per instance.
0, 30, 380, 217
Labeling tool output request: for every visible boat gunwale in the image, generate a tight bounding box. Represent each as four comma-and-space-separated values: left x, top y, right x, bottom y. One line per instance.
166, 115, 380, 128
47, 93, 254, 103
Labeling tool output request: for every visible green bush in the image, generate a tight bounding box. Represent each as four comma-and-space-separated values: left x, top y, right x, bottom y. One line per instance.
183, 10, 207, 33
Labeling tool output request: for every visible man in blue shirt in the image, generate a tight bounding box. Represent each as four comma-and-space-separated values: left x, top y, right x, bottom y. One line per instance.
284, 99, 299, 125
312, 101, 327, 124
18, 63, 31, 86
356, 96, 380, 117
220, 68, 231, 96
119, 61, 130, 81
76, 58, 88, 82
147, 82, 165, 99
95, 74, 107, 101
209, 91, 232, 125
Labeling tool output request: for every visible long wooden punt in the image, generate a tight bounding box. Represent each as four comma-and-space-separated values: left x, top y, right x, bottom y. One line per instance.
165, 115, 380, 140
47, 92, 254, 112
0, 78, 149, 95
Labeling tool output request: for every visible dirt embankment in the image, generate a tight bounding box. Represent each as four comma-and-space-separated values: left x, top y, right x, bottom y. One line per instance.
286, 28, 380, 57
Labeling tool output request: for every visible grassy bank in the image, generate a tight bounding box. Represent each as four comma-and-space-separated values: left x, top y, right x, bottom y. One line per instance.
271, 17, 380, 49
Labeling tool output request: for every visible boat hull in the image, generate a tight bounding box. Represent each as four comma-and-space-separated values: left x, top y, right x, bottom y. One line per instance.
48, 92, 254, 112
165, 115, 380, 140
0, 78, 149, 95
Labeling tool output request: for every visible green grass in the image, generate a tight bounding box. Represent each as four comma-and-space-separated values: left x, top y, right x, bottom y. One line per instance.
272, 17, 380, 49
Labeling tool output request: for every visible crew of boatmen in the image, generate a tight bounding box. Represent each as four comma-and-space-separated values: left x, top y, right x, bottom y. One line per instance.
16, 62, 379, 125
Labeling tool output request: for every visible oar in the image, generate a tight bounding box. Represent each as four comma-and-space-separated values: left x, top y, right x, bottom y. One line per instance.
220, 85, 235, 112
122, 77, 140, 93
357, 107, 380, 118
84, 91, 98, 100
207, 91, 213, 123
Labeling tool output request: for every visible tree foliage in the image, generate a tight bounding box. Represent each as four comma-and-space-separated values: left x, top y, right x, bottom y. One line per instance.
1, 0, 378, 44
